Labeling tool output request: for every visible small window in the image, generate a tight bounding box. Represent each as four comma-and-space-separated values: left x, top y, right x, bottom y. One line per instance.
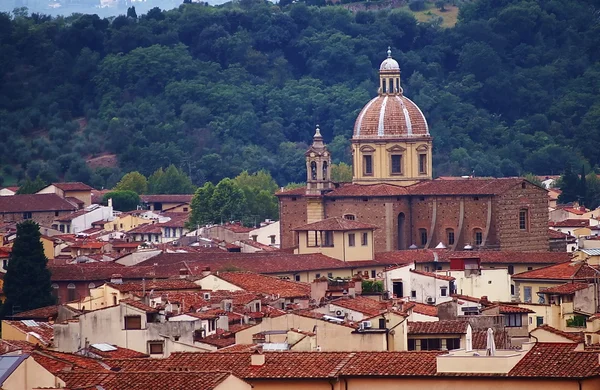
51, 283, 59, 299
440, 287, 447, 297
473, 229, 483, 246
120, 223, 123, 228
505, 314, 523, 327
391, 154, 402, 174
371, 270, 376, 278
363, 155, 373, 176
508, 265, 514, 275
348, 233, 355, 247
294, 274, 300, 282
418, 154, 427, 174
361, 232, 368, 246
421, 338, 441, 351
148, 341, 164, 355
269, 235, 276, 244
510, 284, 515, 296
411, 290, 416, 298
343, 214, 355, 220
379, 318, 386, 329
527, 266, 533, 271
446, 338, 461, 350
419, 228, 427, 246
408, 339, 416, 351
291, 197, 297, 201
315, 273, 321, 279
327, 272, 333, 278
446, 228, 455, 246
324, 231, 334, 247
55, 211, 59, 217
23, 212, 32, 220
519, 209, 529, 231
183, 207, 188, 212
124, 315, 142, 330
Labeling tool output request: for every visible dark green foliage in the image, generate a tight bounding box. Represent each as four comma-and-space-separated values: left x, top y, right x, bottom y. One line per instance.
2, 221, 54, 316
16, 176, 47, 194
559, 164, 580, 204
362, 280, 384, 293
2, 0, 600, 187
103, 190, 140, 211
147, 165, 195, 194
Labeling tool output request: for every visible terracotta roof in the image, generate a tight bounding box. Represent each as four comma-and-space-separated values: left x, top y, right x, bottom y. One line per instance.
377, 250, 570, 266
402, 302, 437, 317
338, 351, 440, 376
450, 294, 486, 305
408, 177, 534, 196
140, 195, 193, 203
215, 272, 310, 298
127, 223, 162, 234
120, 299, 158, 313
408, 320, 468, 335
59, 370, 238, 390
53, 182, 94, 191
548, 229, 573, 239
329, 296, 387, 316
532, 325, 584, 342
325, 183, 409, 197
111, 241, 141, 248
222, 224, 253, 233
292, 217, 378, 232
49, 263, 158, 282
108, 279, 200, 293
508, 343, 600, 378
91, 189, 110, 204
481, 304, 534, 314
159, 212, 189, 228
3, 320, 54, 346
0, 194, 77, 213
472, 329, 509, 349
549, 219, 590, 227
155, 292, 209, 312
89, 345, 150, 358
69, 241, 107, 249
208, 290, 261, 306
275, 186, 306, 196
540, 282, 590, 295
0, 339, 37, 355
31, 349, 107, 374
10, 305, 59, 320
512, 261, 598, 281
410, 269, 455, 281
353, 94, 429, 139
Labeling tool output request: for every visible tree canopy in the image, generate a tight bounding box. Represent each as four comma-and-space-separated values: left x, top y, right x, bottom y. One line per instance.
1, 0, 599, 189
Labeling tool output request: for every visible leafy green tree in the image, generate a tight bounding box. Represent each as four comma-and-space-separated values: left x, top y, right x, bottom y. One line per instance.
103, 190, 140, 211
211, 178, 246, 223
127, 6, 137, 19
522, 173, 542, 187
331, 162, 352, 183
585, 173, 600, 210
115, 171, 148, 194
147, 165, 195, 194
16, 176, 47, 194
3, 220, 54, 316
234, 170, 279, 224
188, 182, 216, 228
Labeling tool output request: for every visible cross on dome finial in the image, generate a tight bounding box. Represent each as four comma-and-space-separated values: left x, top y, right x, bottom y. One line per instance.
387, 46, 392, 58
314, 124, 322, 138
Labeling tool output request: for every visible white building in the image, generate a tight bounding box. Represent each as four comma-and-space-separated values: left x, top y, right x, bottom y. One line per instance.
249, 220, 280, 248
384, 264, 454, 305
52, 204, 114, 234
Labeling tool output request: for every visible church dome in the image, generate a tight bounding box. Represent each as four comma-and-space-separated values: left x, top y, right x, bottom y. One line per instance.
380, 57, 399, 72
353, 95, 429, 139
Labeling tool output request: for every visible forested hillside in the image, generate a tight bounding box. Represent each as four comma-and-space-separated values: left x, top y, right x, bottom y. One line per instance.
1, 0, 599, 189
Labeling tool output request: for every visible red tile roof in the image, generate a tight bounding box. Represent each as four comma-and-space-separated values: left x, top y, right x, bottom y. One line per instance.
127, 223, 162, 234
140, 195, 193, 203
325, 183, 409, 197
481, 304, 534, 314
377, 250, 569, 266
540, 282, 590, 295
329, 296, 387, 316
216, 272, 310, 298
275, 186, 306, 196
108, 279, 200, 293
410, 269, 455, 281
408, 320, 468, 335
512, 261, 598, 281
3, 320, 54, 346
155, 292, 209, 312
508, 343, 600, 378
31, 349, 107, 374
0, 194, 77, 213
532, 325, 584, 342
89, 344, 150, 358
402, 302, 438, 317
223, 224, 253, 233
120, 299, 158, 313
408, 177, 533, 196
49, 263, 158, 282
338, 351, 440, 376
53, 182, 94, 192
292, 217, 378, 231
549, 219, 590, 227
0, 339, 36, 354
472, 329, 509, 349
548, 229, 574, 239
10, 305, 59, 320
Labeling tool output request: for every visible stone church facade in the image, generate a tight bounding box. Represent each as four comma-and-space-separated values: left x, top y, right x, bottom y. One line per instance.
277, 49, 549, 254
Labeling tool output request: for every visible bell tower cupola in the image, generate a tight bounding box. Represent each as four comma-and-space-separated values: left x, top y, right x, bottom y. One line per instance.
305, 125, 332, 196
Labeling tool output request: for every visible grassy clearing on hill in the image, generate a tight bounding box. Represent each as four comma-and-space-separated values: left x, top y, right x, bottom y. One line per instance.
399, 2, 459, 27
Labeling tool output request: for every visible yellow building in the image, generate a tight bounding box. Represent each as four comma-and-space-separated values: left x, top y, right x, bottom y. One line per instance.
104, 213, 151, 232
293, 217, 377, 261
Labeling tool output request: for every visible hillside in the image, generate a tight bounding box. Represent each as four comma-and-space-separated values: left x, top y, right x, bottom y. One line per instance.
0, 0, 599, 188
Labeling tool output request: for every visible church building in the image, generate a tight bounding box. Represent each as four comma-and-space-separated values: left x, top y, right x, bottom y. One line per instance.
277, 49, 549, 255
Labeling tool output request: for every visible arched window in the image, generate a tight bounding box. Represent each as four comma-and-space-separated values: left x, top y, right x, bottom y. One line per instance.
67, 283, 76, 302
473, 229, 483, 246
310, 161, 317, 180
446, 228, 455, 246
418, 228, 427, 247
322, 161, 328, 181
51, 283, 59, 300
88, 282, 96, 290
343, 214, 356, 221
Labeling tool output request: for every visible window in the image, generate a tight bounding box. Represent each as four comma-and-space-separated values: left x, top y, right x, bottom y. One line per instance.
327, 272, 333, 278
507, 265, 514, 275
419, 228, 427, 246
51, 283, 59, 299
348, 233, 355, 247
519, 209, 529, 231
183, 207, 188, 212
324, 231, 334, 247
505, 314, 522, 327
88, 282, 95, 290
361, 232, 368, 246
408, 339, 416, 351
343, 214, 355, 220
55, 211, 59, 217
418, 154, 427, 174
411, 290, 416, 298
420, 338, 441, 351
527, 266, 533, 271
371, 270, 376, 278
440, 287, 447, 297
2, 260, 7, 270
536, 316, 544, 327
270, 235, 276, 244
67, 283, 76, 302
446, 228, 455, 246
524, 286, 532, 303
310, 161, 317, 180
294, 274, 300, 282
391, 154, 402, 174
23, 212, 32, 220
124, 315, 142, 330
446, 338, 461, 350
379, 318, 386, 329
510, 284, 515, 296
148, 341, 164, 355
474, 229, 483, 246
120, 223, 123, 229
363, 155, 373, 175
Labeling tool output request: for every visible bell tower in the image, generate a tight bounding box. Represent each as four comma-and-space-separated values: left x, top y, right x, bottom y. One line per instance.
305, 125, 332, 196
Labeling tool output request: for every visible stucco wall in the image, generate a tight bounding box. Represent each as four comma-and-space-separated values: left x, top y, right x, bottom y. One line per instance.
3, 356, 62, 390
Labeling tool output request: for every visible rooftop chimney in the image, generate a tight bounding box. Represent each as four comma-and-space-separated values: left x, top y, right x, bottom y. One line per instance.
179, 268, 189, 279
201, 267, 211, 277
250, 348, 265, 366
110, 274, 123, 284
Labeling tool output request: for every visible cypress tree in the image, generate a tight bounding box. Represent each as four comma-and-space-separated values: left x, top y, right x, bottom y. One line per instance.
2, 220, 54, 317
